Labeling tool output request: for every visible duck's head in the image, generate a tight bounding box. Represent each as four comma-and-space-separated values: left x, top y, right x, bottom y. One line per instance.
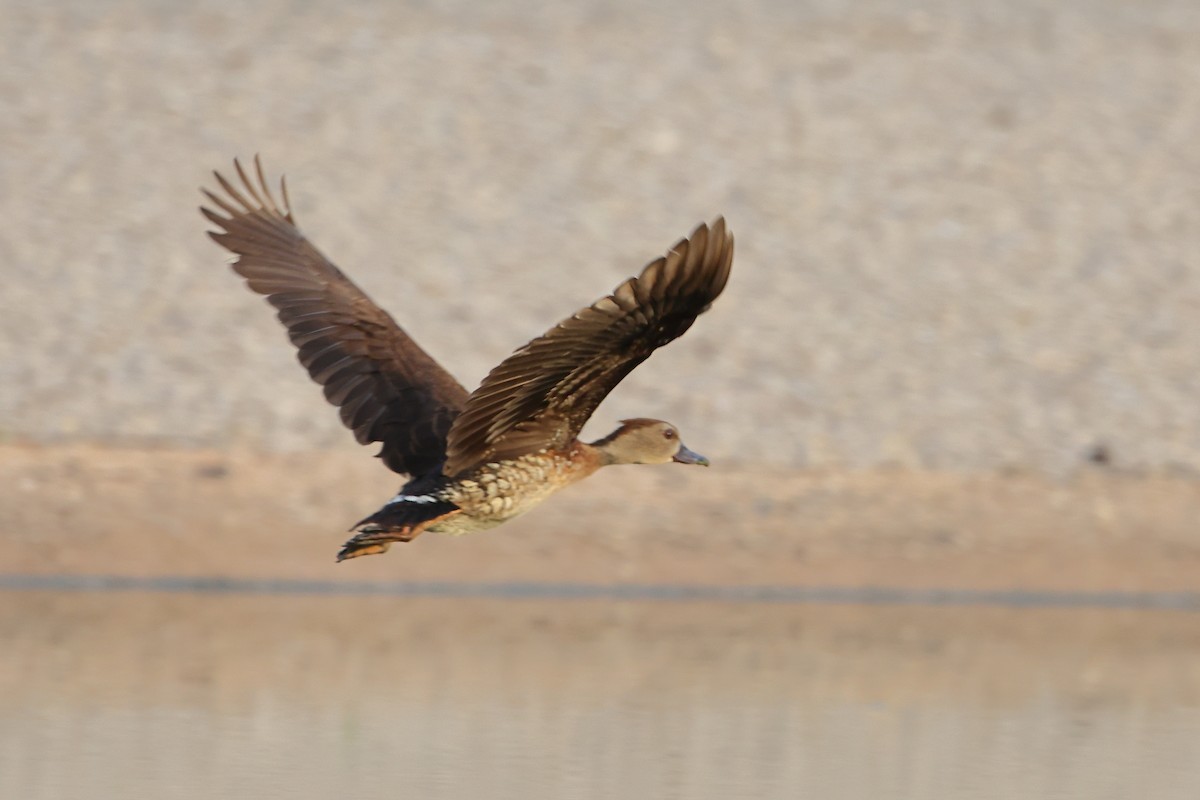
591, 418, 710, 467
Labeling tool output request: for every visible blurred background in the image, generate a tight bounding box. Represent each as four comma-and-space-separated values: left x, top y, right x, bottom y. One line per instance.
2, 1, 1199, 798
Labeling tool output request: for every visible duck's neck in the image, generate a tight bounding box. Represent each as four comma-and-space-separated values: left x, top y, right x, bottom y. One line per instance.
586, 437, 632, 467
556, 442, 610, 480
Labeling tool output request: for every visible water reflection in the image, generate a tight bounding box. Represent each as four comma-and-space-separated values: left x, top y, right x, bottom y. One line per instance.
2, 591, 1198, 799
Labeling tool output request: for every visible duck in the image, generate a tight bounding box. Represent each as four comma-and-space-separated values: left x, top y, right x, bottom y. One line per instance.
201, 157, 733, 561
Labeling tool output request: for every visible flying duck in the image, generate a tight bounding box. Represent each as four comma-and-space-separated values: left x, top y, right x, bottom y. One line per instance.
201, 158, 733, 561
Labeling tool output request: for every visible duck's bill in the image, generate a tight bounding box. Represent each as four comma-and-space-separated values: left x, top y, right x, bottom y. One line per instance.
672, 445, 710, 466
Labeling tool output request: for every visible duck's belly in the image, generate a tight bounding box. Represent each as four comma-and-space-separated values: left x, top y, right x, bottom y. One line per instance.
426, 513, 506, 537
432, 451, 597, 536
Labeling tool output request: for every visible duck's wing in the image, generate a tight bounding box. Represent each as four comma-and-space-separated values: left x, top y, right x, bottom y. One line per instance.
443, 218, 733, 477
201, 157, 469, 478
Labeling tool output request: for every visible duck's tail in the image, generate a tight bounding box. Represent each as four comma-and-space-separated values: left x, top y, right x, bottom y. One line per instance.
337, 498, 460, 561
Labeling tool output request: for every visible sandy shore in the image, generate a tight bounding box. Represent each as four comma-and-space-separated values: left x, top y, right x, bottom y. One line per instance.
2, 443, 1197, 593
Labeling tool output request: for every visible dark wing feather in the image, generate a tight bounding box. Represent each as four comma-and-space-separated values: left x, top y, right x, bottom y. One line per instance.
200, 157, 469, 477
443, 218, 733, 476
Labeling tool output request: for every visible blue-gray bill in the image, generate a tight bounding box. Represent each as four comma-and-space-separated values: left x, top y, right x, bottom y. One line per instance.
672, 445, 710, 466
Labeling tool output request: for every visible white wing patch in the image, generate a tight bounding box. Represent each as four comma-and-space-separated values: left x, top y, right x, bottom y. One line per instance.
387, 493, 440, 505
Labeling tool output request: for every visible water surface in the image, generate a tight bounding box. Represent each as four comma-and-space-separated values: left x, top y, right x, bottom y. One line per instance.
2, 590, 1197, 799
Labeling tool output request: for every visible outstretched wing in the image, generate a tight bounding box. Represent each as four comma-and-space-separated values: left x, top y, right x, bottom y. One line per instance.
443, 218, 733, 477
200, 157, 469, 477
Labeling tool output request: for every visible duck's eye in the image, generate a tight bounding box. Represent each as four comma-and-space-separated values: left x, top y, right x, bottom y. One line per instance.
663, 429, 676, 440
